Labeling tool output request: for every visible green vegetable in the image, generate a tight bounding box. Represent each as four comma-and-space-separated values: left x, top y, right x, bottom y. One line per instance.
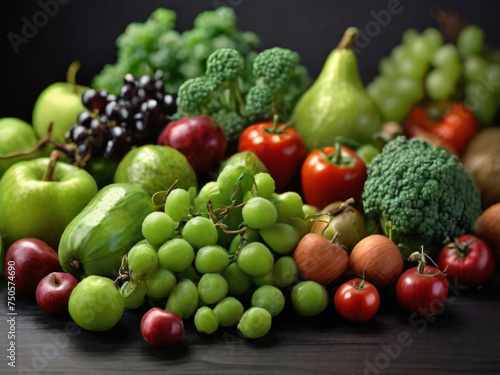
92, 7, 260, 95
58, 183, 156, 280
362, 137, 482, 257
291, 27, 382, 150
175, 47, 310, 141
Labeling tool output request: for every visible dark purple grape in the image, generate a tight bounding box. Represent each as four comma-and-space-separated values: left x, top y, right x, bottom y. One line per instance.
105, 101, 130, 122
163, 94, 177, 116
68, 125, 88, 143
77, 112, 92, 127
82, 89, 108, 113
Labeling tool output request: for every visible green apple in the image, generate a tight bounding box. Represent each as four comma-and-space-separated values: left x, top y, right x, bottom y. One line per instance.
0, 151, 98, 249
32, 62, 88, 144
0, 117, 46, 177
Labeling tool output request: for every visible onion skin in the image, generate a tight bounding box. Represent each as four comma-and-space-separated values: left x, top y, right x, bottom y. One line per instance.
347, 235, 403, 289
474, 203, 500, 262
293, 233, 349, 286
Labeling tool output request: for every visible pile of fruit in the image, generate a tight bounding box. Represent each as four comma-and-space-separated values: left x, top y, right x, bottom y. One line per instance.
1, 7, 500, 347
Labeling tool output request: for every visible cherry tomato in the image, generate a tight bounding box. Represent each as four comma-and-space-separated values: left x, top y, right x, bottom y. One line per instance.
437, 235, 495, 288
238, 115, 307, 191
396, 261, 449, 316
404, 102, 479, 156
301, 143, 367, 209
334, 278, 380, 323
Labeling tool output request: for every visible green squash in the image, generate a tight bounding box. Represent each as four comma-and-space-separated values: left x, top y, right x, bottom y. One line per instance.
58, 183, 156, 280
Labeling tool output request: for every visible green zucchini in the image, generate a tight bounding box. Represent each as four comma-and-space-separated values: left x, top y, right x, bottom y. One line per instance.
58, 183, 156, 280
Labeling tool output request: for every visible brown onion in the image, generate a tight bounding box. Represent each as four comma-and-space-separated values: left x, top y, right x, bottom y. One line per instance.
347, 234, 403, 289
293, 233, 349, 286
474, 203, 500, 262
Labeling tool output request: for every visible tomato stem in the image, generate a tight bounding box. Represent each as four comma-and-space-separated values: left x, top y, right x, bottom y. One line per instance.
353, 270, 366, 290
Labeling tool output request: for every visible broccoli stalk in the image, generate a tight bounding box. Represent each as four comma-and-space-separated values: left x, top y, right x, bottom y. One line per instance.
362, 136, 482, 258
176, 47, 307, 141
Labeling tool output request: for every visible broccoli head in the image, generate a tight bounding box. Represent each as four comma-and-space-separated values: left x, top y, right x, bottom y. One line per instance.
176, 77, 218, 115
253, 47, 299, 91
245, 85, 274, 121
206, 48, 245, 85
362, 136, 482, 257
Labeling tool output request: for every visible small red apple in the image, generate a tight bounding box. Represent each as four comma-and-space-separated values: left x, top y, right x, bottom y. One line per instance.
140, 307, 184, 346
36, 272, 79, 315
4, 238, 61, 294
158, 116, 227, 173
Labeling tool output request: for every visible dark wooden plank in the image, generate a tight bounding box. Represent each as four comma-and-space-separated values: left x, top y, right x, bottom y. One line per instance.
1, 273, 499, 375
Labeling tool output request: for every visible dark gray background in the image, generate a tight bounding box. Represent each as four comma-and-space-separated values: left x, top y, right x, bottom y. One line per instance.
1, 0, 499, 123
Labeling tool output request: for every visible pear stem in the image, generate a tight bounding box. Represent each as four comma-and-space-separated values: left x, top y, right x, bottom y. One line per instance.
43, 150, 60, 181
66, 60, 81, 94
337, 27, 359, 49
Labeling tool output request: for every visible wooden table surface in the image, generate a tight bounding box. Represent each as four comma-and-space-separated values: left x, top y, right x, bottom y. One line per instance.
1, 272, 499, 375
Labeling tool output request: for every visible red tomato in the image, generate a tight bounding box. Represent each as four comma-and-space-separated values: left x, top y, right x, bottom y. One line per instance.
334, 278, 380, 323
404, 102, 478, 156
437, 235, 495, 288
238, 116, 307, 191
301, 145, 367, 209
396, 265, 449, 316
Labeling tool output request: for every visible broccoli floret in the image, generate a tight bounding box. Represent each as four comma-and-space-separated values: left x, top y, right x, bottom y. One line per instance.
253, 47, 299, 91
362, 136, 482, 258
206, 48, 245, 85
245, 85, 274, 121
176, 77, 218, 115
212, 110, 248, 141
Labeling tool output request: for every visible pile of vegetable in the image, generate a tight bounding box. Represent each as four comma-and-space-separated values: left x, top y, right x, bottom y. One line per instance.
1, 5, 500, 350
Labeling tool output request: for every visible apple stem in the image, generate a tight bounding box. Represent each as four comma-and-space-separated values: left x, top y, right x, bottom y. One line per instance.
43, 150, 60, 181
66, 60, 81, 94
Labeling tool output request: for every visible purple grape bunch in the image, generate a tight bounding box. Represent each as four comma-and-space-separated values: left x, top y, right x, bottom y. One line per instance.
65, 71, 177, 164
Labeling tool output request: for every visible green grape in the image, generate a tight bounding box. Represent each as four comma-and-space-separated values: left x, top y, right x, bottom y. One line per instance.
228, 227, 260, 255
251, 285, 285, 317
192, 182, 232, 215
366, 76, 392, 102
213, 296, 244, 327
396, 57, 428, 80
432, 44, 460, 68
180, 265, 201, 284
485, 63, 500, 93
237, 307, 272, 339
194, 306, 219, 334
401, 28, 419, 45
217, 165, 255, 199
242, 190, 255, 202
215, 204, 244, 249
272, 256, 298, 288
379, 57, 398, 78
164, 188, 191, 222
195, 244, 230, 273
121, 280, 147, 310
222, 262, 251, 296
242, 197, 278, 229
158, 238, 195, 272
465, 87, 497, 125
198, 273, 229, 305
143, 268, 177, 300
379, 95, 414, 123
165, 279, 199, 319
254, 172, 275, 198
425, 69, 455, 100
464, 55, 489, 81
390, 45, 407, 63
406, 35, 433, 63
271, 192, 304, 222
127, 241, 158, 276
141, 211, 176, 246
422, 27, 444, 52
457, 24, 485, 56
393, 77, 424, 104
237, 242, 274, 276
291, 280, 328, 317
183, 216, 218, 248
251, 269, 274, 287
302, 204, 318, 217
259, 223, 299, 255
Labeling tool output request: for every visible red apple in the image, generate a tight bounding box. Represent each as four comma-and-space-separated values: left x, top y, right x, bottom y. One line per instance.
3, 238, 61, 294
158, 116, 227, 173
140, 307, 184, 346
36, 272, 79, 315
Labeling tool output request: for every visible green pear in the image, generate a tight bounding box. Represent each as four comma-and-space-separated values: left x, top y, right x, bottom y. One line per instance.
0, 151, 98, 249
32, 61, 88, 144
0, 117, 46, 177
291, 27, 382, 150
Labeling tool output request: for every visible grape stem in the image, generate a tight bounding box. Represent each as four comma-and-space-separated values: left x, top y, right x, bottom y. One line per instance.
43, 150, 60, 181
0, 122, 54, 160
151, 177, 180, 207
